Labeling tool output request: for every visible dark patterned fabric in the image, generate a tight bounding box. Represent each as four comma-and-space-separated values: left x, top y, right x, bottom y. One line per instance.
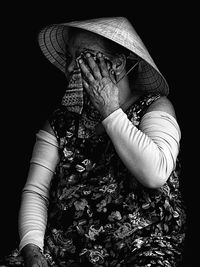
61, 64, 84, 115
0, 94, 186, 267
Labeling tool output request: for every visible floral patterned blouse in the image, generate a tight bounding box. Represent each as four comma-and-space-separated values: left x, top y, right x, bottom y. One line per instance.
43, 93, 186, 266
1, 94, 186, 267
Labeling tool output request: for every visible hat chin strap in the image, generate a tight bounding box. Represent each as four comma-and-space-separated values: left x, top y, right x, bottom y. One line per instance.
114, 59, 141, 84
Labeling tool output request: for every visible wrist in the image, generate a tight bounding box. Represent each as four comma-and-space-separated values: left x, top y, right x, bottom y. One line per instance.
101, 105, 120, 119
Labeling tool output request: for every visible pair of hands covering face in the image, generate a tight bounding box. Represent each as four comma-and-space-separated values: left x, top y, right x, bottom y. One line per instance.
78, 52, 120, 119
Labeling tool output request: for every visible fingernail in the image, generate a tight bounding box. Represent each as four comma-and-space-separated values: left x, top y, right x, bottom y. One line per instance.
110, 69, 114, 75
79, 59, 83, 63
97, 52, 102, 57
86, 53, 91, 57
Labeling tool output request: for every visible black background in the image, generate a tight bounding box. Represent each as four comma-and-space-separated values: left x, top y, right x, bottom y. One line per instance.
1, 2, 197, 266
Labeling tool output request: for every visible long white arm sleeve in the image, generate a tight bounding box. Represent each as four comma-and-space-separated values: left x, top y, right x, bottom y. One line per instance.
18, 130, 59, 251
102, 109, 181, 188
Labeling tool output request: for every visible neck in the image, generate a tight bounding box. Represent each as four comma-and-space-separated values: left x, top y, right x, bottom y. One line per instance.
120, 93, 142, 112
116, 72, 142, 112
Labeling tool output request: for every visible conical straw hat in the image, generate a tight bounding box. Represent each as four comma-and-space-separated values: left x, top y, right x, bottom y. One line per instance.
38, 17, 169, 95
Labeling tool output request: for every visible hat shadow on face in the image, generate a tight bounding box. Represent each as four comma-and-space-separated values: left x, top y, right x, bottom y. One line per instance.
38, 16, 169, 96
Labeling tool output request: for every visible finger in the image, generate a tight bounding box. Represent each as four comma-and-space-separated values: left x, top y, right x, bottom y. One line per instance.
109, 69, 117, 84
78, 58, 95, 83
34, 258, 47, 267
82, 79, 96, 103
85, 53, 102, 80
82, 78, 90, 93
97, 53, 109, 77
41, 256, 49, 267
29, 260, 40, 267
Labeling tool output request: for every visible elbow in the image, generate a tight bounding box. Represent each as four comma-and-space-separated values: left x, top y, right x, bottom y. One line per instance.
128, 162, 170, 188
138, 153, 174, 189
138, 170, 169, 189
143, 175, 168, 189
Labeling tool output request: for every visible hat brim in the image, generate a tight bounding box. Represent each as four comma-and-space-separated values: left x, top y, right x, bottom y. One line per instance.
38, 17, 169, 95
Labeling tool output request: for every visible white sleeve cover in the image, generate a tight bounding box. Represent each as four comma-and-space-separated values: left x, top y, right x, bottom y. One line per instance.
18, 130, 59, 251
102, 109, 181, 188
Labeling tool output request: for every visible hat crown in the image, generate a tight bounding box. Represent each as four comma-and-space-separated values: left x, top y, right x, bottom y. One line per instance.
65, 16, 156, 71
67, 16, 129, 30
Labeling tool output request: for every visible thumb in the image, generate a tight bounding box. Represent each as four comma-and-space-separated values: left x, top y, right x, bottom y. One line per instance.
109, 69, 117, 84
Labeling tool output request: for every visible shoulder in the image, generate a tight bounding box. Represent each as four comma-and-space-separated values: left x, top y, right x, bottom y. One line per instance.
41, 106, 67, 137
146, 95, 176, 118
42, 120, 56, 136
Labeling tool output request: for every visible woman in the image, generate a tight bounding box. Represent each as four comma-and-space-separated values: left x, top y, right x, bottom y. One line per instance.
2, 17, 186, 266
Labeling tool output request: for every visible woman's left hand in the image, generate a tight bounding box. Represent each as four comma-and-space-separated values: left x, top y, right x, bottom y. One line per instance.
78, 52, 120, 119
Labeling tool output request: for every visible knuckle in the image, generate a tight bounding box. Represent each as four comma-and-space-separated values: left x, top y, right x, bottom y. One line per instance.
94, 81, 100, 88
92, 65, 99, 73
85, 71, 92, 79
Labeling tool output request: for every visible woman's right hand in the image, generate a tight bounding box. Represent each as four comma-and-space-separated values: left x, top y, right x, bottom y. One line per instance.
21, 244, 48, 267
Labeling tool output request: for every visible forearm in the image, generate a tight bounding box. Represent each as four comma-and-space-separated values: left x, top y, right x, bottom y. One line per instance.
18, 130, 59, 251
102, 109, 180, 188
18, 180, 49, 251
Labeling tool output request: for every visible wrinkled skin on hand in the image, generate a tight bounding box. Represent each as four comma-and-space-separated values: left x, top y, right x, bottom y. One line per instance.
79, 52, 120, 119
21, 244, 48, 267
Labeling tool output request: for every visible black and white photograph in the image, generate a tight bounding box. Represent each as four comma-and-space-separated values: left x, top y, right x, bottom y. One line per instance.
1, 2, 195, 266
